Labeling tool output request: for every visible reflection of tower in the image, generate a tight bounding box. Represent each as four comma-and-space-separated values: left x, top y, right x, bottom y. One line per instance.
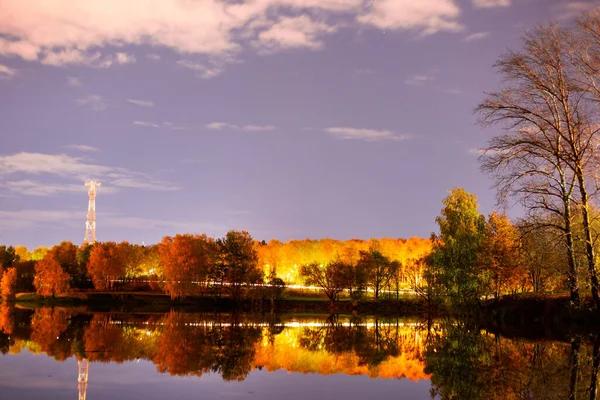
84, 180, 101, 244
78, 359, 89, 400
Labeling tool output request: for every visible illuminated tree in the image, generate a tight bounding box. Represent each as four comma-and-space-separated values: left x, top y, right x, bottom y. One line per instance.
428, 188, 486, 313
30, 246, 49, 261
14, 246, 30, 262
300, 261, 352, 303
358, 249, 398, 299
87, 241, 126, 290
0, 268, 17, 302
217, 230, 262, 301
34, 254, 70, 298
477, 22, 600, 306
479, 212, 526, 298
49, 241, 86, 288
159, 234, 216, 299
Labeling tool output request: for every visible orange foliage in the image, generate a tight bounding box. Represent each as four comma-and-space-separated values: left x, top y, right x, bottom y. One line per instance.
34, 254, 70, 297
0, 268, 17, 301
158, 234, 215, 299
87, 242, 127, 290
256, 237, 432, 287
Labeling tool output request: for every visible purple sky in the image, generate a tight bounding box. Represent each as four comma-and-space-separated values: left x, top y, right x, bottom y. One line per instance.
0, 0, 597, 248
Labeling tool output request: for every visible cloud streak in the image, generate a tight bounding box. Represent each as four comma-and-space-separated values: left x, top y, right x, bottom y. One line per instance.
127, 99, 154, 107
0, 152, 181, 196
205, 122, 275, 132
67, 144, 99, 152
324, 127, 410, 141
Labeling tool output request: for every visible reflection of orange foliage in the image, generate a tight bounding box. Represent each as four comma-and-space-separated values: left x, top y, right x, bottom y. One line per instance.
0, 304, 14, 335
253, 326, 430, 381
257, 237, 432, 286
83, 315, 128, 362
30, 308, 71, 361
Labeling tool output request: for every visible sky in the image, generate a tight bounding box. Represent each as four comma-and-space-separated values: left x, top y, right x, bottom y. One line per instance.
0, 0, 598, 249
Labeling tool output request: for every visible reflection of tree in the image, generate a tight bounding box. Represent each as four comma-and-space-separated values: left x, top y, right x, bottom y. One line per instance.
154, 312, 261, 381
0, 303, 14, 353
30, 308, 72, 361
298, 317, 400, 368
424, 321, 585, 399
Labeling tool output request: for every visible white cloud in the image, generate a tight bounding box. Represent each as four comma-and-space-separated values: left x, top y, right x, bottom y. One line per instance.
0, 64, 17, 79
255, 15, 337, 52
176, 59, 225, 79
324, 127, 410, 141
0, 152, 181, 194
115, 52, 136, 64
76, 94, 111, 111
205, 122, 275, 131
0, 179, 103, 197
133, 121, 160, 128
67, 144, 99, 152
205, 122, 231, 130
472, 0, 510, 8
0, 0, 464, 72
358, 0, 463, 35
552, 2, 600, 20
0, 209, 79, 230
404, 74, 435, 85
463, 32, 489, 42
67, 76, 82, 87
241, 125, 276, 132
127, 99, 154, 107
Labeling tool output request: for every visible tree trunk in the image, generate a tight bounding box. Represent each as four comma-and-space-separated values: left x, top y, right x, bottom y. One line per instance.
570, 336, 581, 400
575, 171, 599, 308
565, 199, 581, 305
590, 334, 600, 400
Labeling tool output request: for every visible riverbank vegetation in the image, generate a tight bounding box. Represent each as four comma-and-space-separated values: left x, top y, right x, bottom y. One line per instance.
4, 11, 600, 322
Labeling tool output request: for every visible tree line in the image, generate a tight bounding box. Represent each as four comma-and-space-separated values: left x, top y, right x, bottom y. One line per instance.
0, 232, 431, 303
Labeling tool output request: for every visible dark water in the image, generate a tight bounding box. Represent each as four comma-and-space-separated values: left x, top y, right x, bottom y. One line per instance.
0, 305, 597, 399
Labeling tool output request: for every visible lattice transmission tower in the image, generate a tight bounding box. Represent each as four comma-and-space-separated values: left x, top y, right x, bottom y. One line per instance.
78, 359, 89, 400
84, 180, 101, 244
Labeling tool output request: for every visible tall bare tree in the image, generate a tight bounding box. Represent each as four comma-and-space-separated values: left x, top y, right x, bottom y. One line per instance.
476, 24, 591, 304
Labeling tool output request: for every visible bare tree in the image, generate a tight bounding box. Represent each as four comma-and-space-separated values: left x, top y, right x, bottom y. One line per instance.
477, 24, 590, 304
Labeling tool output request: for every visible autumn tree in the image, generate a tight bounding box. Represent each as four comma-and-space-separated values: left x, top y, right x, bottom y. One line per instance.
478, 212, 526, 299
0, 246, 19, 270
87, 241, 126, 290
0, 268, 17, 302
300, 261, 352, 304
216, 230, 262, 301
428, 188, 486, 313
34, 254, 70, 298
358, 249, 398, 299
30, 246, 49, 261
49, 241, 86, 288
159, 234, 216, 299
477, 22, 600, 306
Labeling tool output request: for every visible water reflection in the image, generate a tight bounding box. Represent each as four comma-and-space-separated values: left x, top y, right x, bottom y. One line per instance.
1, 304, 600, 399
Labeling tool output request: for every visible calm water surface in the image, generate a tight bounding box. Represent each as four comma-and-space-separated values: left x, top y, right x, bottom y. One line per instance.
0, 305, 596, 399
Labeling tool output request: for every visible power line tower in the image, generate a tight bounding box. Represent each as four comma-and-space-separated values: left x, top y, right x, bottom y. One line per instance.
84, 180, 101, 244
77, 359, 89, 400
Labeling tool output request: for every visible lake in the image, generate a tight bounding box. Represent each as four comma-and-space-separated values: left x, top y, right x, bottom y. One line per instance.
0, 305, 596, 399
